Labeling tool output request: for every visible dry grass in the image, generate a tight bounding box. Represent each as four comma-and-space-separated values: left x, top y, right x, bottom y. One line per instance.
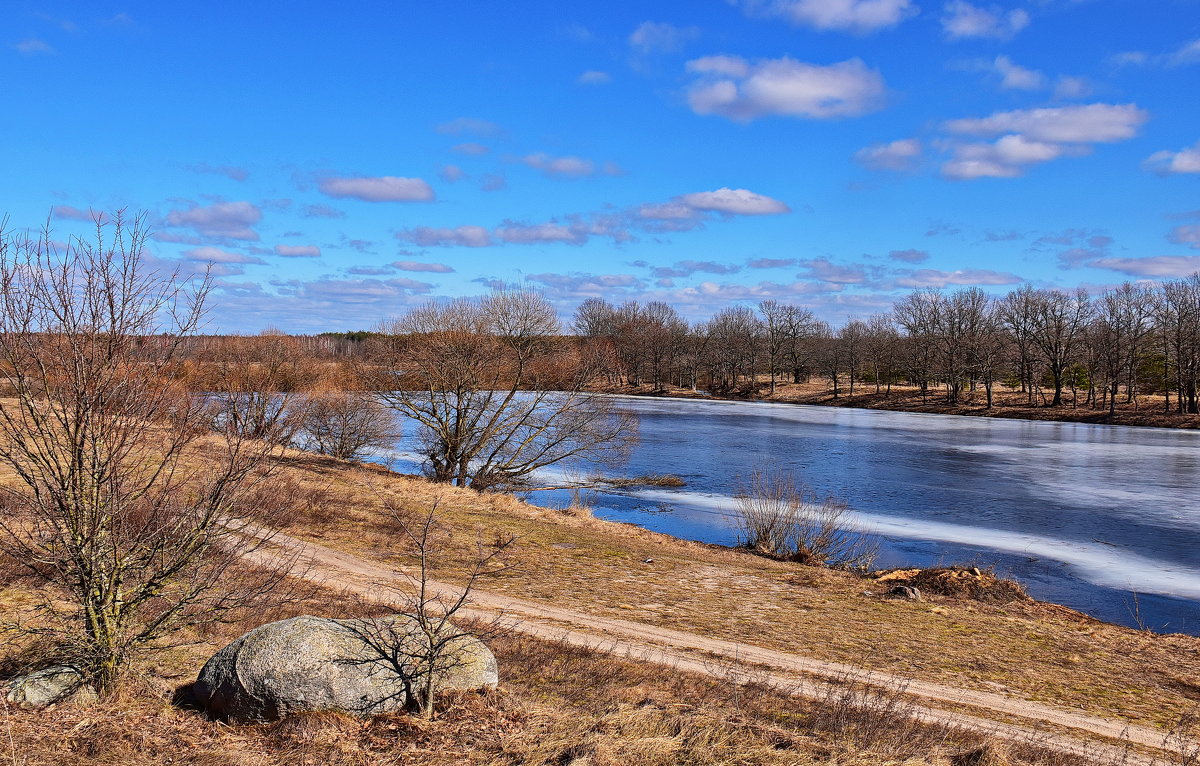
233, 452, 1200, 734
872, 567, 1030, 604
1, 576, 1151, 766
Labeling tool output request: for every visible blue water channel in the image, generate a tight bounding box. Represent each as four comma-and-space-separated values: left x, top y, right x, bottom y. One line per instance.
383, 395, 1200, 635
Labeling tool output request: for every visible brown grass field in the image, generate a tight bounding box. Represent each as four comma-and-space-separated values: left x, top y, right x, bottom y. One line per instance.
2, 445, 1198, 764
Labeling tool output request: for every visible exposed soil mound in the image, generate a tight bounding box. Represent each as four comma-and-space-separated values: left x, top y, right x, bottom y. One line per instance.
872, 567, 1029, 604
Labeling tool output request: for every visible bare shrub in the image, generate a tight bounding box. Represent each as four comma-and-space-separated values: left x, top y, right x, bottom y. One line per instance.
299, 389, 400, 461
807, 675, 949, 753
875, 566, 1029, 604
0, 213, 297, 693
733, 468, 877, 570
344, 495, 516, 717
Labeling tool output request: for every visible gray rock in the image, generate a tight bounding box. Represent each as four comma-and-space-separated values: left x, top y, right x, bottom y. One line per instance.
888, 585, 922, 601
193, 614, 498, 722
6, 666, 97, 709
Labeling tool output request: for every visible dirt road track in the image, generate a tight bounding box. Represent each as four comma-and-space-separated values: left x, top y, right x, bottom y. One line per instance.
244, 530, 1186, 764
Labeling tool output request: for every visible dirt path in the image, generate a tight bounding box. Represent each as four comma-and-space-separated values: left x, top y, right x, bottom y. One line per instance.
244, 529, 1183, 764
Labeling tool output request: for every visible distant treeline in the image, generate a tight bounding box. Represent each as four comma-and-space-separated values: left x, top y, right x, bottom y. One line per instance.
171, 273, 1200, 415
571, 276, 1200, 414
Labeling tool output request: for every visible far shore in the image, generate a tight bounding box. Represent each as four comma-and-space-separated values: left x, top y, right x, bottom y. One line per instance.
592, 379, 1200, 430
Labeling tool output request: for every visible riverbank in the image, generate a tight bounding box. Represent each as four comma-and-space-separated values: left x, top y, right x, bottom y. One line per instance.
3, 449, 1196, 762
594, 379, 1200, 430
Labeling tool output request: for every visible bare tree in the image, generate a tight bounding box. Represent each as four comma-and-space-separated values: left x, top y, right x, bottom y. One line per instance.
300, 388, 401, 461
372, 290, 637, 490
204, 330, 314, 443
1026, 287, 1094, 407
0, 213, 295, 693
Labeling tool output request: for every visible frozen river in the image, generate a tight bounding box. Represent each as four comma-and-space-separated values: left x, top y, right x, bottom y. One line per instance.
385, 395, 1200, 634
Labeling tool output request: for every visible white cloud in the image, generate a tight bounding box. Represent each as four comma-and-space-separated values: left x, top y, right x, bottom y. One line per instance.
686, 55, 886, 121
629, 21, 700, 54
397, 226, 494, 248
942, 134, 1073, 179
1169, 225, 1200, 250
522, 153, 596, 178
1089, 256, 1200, 278
855, 138, 922, 171
440, 164, 467, 183
893, 268, 1023, 287
51, 205, 95, 221
318, 176, 434, 202
391, 260, 455, 273
436, 117, 502, 136
1144, 142, 1200, 175
183, 247, 264, 265
944, 103, 1148, 144
274, 244, 321, 258
166, 201, 262, 240
735, 0, 917, 33
495, 222, 588, 246
1169, 38, 1200, 67
992, 55, 1045, 90
577, 70, 611, 85
942, 1, 1030, 40
14, 38, 54, 55
797, 258, 867, 284
888, 249, 930, 263
1053, 75, 1091, 100
678, 188, 791, 215
451, 142, 489, 155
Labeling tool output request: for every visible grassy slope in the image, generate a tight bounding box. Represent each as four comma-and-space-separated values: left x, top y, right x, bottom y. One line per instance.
2, 447, 1196, 765
266, 451, 1199, 732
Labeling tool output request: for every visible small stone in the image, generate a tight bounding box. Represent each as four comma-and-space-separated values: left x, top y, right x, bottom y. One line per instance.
888, 585, 922, 601
5, 666, 96, 710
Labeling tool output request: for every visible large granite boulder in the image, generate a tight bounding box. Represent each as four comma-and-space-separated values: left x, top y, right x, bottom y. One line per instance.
5, 666, 97, 709
193, 614, 498, 722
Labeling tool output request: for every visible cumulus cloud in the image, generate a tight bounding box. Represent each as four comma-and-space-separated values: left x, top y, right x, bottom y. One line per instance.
941, 134, 1074, 180
318, 175, 434, 202
944, 103, 1148, 144
1169, 225, 1200, 250
888, 248, 929, 263
527, 272, 644, 293
187, 162, 249, 182
991, 56, 1045, 90
1144, 141, 1200, 175
941, 1, 1030, 40
938, 103, 1149, 179
577, 70, 611, 85
391, 260, 455, 273
677, 188, 791, 215
735, 0, 917, 33
893, 268, 1023, 288
436, 117, 502, 136
274, 244, 321, 258
629, 21, 700, 54
686, 55, 886, 121
440, 164, 467, 183
1089, 256, 1200, 278
397, 226, 494, 248
166, 201, 263, 240
855, 138, 921, 171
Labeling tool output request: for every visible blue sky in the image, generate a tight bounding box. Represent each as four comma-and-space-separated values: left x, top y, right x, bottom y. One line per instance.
3, 0, 1198, 332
